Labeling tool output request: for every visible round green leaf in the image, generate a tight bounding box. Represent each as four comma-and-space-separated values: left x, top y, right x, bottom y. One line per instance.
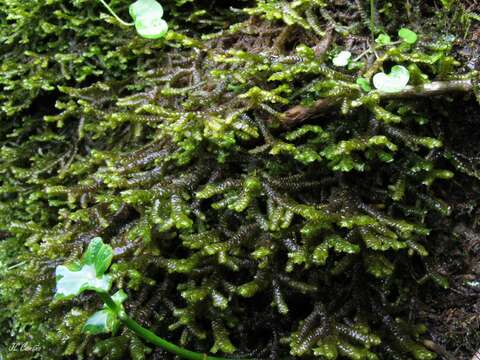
129, 0, 168, 39
135, 16, 168, 39
356, 77, 372, 92
373, 65, 410, 93
129, 0, 163, 21
332, 51, 351, 67
398, 28, 417, 44
375, 33, 391, 46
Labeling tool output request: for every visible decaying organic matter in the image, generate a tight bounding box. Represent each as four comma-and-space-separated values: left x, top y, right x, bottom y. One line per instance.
1, 1, 480, 359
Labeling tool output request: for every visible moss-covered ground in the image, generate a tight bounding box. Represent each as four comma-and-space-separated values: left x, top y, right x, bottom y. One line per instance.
0, 1, 479, 359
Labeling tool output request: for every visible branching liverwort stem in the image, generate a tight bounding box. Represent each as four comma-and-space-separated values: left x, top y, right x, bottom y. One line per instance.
97, 0, 134, 26
98, 292, 254, 360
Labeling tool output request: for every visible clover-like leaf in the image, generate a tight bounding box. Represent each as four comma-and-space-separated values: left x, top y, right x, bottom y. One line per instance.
398, 28, 417, 44
375, 33, 391, 46
129, 0, 163, 20
83, 290, 128, 335
332, 51, 351, 67
373, 65, 410, 93
54, 237, 114, 300
83, 309, 119, 335
134, 15, 168, 39
129, 0, 168, 39
55, 264, 112, 300
356, 77, 372, 92
82, 237, 113, 276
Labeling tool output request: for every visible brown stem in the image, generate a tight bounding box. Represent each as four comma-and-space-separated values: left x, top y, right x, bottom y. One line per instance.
422, 340, 455, 360
281, 98, 340, 127
381, 80, 473, 99
280, 79, 473, 127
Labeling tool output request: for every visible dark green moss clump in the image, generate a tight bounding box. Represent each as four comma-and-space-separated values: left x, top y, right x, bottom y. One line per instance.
1, 1, 480, 359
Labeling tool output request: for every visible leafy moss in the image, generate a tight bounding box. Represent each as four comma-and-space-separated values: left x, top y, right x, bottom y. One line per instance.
1, 1, 479, 359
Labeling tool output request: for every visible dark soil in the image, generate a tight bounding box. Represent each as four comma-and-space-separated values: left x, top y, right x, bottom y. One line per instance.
419, 96, 480, 359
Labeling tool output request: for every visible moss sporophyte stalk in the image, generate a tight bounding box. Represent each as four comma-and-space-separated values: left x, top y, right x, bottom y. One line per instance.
1, 1, 480, 359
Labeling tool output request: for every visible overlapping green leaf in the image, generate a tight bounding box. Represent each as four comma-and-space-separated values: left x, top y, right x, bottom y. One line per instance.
54, 238, 114, 300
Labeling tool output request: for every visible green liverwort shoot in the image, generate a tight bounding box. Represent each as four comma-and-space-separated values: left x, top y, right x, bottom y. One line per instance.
398, 28, 418, 44
373, 65, 410, 93
332, 51, 351, 67
439, 0, 454, 10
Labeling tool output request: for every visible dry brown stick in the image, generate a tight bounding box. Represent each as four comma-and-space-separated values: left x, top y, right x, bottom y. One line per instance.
281, 97, 340, 127
280, 79, 474, 127
381, 80, 473, 99
422, 340, 456, 360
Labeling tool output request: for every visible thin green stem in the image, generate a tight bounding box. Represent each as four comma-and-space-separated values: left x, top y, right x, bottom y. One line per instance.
97, 0, 134, 26
99, 293, 252, 360
123, 317, 243, 360
369, 0, 375, 38
98, 292, 119, 311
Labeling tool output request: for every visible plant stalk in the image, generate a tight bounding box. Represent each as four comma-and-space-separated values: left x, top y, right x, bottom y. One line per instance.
281, 79, 474, 127
99, 293, 252, 360
97, 0, 134, 26
370, 0, 375, 37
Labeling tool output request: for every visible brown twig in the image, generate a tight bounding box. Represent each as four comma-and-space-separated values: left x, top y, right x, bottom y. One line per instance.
422, 340, 456, 360
281, 98, 340, 127
280, 80, 474, 127
0, 231, 12, 240
312, 27, 334, 59
381, 80, 473, 99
